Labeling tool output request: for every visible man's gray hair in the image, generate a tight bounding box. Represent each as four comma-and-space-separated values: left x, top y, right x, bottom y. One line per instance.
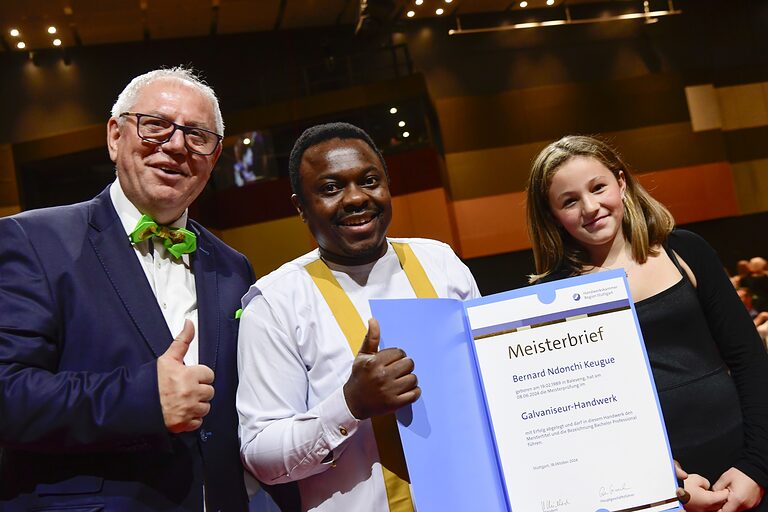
110, 66, 224, 135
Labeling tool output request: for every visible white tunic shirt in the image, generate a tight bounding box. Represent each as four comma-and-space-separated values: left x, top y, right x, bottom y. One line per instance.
237, 238, 480, 511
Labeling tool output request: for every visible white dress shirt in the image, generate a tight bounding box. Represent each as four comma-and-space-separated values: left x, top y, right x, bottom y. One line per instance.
109, 180, 199, 365
237, 238, 481, 511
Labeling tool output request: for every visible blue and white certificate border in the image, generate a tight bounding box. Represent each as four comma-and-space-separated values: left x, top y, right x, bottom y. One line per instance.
464, 269, 682, 512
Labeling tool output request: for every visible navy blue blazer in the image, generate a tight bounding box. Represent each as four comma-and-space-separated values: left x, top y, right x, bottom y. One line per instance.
0, 186, 255, 511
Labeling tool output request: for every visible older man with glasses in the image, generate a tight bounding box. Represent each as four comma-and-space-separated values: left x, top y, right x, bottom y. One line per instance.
0, 67, 254, 511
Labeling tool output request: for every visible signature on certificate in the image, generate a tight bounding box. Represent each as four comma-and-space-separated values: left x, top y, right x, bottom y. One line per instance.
541, 497, 570, 511
599, 482, 634, 499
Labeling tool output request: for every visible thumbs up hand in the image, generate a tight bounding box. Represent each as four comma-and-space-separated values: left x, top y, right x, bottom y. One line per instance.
157, 320, 215, 433
343, 318, 421, 420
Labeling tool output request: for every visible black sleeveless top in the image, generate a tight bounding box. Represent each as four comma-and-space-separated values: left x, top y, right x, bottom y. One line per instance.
636, 246, 743, 484
540, 230, 768, 508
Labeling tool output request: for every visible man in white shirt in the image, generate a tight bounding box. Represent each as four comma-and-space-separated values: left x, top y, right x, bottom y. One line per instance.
237, 122, 480, 511
0, 67, 254, 511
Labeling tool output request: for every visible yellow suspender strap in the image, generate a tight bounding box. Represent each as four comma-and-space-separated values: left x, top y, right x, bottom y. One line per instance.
390, 242, 438, 299
304, 242, 436, 512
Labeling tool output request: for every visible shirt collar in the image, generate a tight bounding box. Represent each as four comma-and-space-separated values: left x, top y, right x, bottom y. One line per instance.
109, 178, 188, 237
319, 241, 395, 275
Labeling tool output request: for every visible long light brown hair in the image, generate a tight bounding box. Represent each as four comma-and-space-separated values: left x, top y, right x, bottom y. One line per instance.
526, 135, 675, 283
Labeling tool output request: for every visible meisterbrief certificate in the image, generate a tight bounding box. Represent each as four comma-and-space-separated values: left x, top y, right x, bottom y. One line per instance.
370, 269, 681, 512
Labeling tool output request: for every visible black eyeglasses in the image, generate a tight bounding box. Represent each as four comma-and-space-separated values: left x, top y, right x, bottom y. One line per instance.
119, 111, 223, 156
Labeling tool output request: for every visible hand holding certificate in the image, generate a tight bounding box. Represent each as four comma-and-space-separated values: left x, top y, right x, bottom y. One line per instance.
371, 270, 682, 512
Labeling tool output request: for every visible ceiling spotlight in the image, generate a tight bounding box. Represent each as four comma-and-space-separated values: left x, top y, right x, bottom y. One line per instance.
546, 0, 554, 4
10, 28, 20, 37
389, 107, 398, 114
402, 131, 410, 138
16, 41, 26, 49
520, 1, 528, 7
47, 26, 57, 34
436, 8, 444, 15
398, 121, 406, 127
242, 137, 251, 145
407, 10, 415, 17
415, 0, 423, 5
53, 38, 62, 46
445, 0, 453, 3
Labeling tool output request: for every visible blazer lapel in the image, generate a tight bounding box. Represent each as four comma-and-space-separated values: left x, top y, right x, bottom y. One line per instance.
190, 224, 220, 372
87, 187, 173, 357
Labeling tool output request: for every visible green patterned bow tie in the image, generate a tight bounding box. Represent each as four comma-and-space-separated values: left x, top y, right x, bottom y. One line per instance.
129, 214, 197, 258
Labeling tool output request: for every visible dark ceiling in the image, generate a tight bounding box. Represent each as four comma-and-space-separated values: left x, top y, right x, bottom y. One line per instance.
0, 0, 580, 51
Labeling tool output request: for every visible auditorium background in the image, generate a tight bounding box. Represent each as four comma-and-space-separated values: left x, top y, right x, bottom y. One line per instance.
1, 0, 766, 294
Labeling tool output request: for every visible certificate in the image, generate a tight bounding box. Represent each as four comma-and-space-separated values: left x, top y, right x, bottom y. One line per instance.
370, 269, 681, 512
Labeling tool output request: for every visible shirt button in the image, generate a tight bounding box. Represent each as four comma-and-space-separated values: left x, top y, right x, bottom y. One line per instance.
156, 261, 161, 269
162, 302, 167, 309
338, 426, 348, 436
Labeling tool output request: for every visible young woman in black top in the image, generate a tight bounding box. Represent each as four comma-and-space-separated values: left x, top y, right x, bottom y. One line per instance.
526, 135, 768, 512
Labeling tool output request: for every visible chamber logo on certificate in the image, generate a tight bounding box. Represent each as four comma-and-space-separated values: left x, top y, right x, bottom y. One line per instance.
371, 270, 682, 512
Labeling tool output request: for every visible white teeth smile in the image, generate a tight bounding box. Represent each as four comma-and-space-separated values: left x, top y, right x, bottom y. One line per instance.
343, 219, 370, 226
341, 215, 375, 227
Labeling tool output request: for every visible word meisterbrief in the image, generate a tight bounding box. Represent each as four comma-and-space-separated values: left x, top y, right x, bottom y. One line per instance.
509, 326, 605, 359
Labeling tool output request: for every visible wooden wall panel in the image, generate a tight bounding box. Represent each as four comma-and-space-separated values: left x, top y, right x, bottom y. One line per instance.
443, 123, 727, 202
388, 188, 456, 248
435, 74, 689, 154
686, 81, 768, 134
451, 191, 528, 259
444, 140, 546, 201
219, 215, 313, 277
723, 126, 768, 163
718, 83, 768, 131
386, 148, 444, 197
435, 93, 525, 154
636, 162, 739, 225
217, 0, 282, 34
685, 85, 722, 132
226, 74, 429, 135
731, 159, 768, 215
12, 125, 104, 165
607, 123, 726, 174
